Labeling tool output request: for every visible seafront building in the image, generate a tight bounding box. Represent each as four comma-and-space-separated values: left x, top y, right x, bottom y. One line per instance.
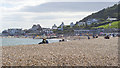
58, 22, 64, 31
2, 29, 25, 36
42, 28, 54, 36
2, 24, 55, 36
74, 29, 98, 35
27, 24, 42, 33
2, 30, 9, 36
30, 24, 42, 31
24, 24, 44, 36
52, 24, 57, 29
74, 28, 119, 36
59, 22, 64, 28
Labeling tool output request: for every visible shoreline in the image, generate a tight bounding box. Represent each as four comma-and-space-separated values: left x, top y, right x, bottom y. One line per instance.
0, 36, 60, 39
0, 36, 117, 46
1, 36, 104, 47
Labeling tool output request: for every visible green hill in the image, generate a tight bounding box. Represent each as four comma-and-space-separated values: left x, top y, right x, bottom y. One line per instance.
77, 3, 120, 23
95, 21, 120, 29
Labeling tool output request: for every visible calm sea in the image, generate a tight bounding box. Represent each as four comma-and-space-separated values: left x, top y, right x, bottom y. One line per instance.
0, 38, 60, 46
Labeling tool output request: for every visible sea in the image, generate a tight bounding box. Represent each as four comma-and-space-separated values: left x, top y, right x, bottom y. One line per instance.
0, 38, 60, 46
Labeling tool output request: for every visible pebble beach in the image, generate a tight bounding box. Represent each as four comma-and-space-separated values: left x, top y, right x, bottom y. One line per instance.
1, 36, 119, 66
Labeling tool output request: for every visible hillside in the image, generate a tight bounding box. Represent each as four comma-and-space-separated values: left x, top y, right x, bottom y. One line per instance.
53, 3, 120, 35
77, 3, 119, 23
95, 21, 120, 29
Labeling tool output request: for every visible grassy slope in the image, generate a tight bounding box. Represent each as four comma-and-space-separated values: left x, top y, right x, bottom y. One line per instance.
96, 21, 120, 29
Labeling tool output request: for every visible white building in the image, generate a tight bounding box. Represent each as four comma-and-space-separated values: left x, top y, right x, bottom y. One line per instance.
92, 19, 98, 23
58, 22, 64, 31
107, 17, 117, 21
52, 24, 57, 29
8, 29, 23, 35
78, 22, 86, 26
70, 22, 74, 27
60, 22, 64, 28
86, 21, 92, 25
42, 28, 53, 35
86, 18, 98, 25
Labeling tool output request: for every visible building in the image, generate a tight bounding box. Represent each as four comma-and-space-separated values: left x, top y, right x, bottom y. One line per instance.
2, 28, 25, 36
28, 24, 43, 34
52, 24, 57, 29
42, 28, 54, 36
78, 22, 86, 26
30, 24, 42, 31
70, 22, 74, 27
74, 29, 98, 35
2, 30, 8, 36
86, 21, 91, 25
107, 17, 117, 21
92, 19, 98, 23
59, 22, 64, 28
86, 19, 98, 25
8, 29, 24, 36
58, 22, 64, 31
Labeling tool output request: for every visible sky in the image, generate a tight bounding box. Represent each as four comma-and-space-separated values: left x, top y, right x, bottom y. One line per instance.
0, 0, 119, 32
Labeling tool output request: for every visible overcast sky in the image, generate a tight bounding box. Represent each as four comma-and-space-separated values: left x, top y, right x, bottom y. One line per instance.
0, 0, 119, 32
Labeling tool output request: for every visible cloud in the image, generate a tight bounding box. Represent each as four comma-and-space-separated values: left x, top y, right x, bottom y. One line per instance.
21, 2, 116, 12
0, 0, 118, 13
2, 15, 24, 22
48, 0, 119, 2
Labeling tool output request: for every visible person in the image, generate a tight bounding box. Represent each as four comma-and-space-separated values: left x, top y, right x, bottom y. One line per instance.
93, 34, 95, 38
88, 36, 90, 39
38, 38, 49, 44
33, 36, 35, 39
112, 34, 115, 37
62, 39, 65, 41
87, 35, 90, 39
59, 39, 65, 42
96, 35, 98, 38
104, 35, 110, 39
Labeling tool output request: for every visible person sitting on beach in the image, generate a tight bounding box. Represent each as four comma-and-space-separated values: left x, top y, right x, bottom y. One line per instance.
93, 34, 95, 38
62, 39, 65, 41
96, 35, 98, 38
38, 38, 49, 44
112, 34, 115, 37
104, 35, 110, 39
59, 39, 65, 42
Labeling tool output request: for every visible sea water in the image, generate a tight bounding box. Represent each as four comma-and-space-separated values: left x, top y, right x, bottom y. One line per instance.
0, 38, 60, 46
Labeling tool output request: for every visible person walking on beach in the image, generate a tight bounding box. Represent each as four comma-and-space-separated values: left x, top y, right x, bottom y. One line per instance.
87, 33, 90, 39
88, 35, 90, 39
